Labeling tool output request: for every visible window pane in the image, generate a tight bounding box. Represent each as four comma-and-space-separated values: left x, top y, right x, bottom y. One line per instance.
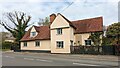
35, 41, 40, 46
56, 41, 64, 48
60, 29, 62, 34
57, 42, 59, 47
24, 42, 27, 47
61, 41, 63, 48
57, 28, 62, 34
89, 40, 91, 45
38, 42, 40, 46
31, 32, 36, 36
85, 40, 91, 45
57, 29, 59, 34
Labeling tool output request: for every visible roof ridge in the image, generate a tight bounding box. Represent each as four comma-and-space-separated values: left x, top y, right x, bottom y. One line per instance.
58, 13, 76, 29
71, 16, 103, 22
34, 25, 49, 27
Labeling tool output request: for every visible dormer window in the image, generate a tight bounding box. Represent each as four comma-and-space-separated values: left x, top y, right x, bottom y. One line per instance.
31, 32, 36, 37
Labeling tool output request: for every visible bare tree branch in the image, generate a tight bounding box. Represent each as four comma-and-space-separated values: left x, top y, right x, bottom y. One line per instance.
0, 22, 13, 33
6, 12, 18, 27
0, 11, 31, 42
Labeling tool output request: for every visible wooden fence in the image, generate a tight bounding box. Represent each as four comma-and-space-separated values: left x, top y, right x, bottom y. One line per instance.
70, 45, 120, 55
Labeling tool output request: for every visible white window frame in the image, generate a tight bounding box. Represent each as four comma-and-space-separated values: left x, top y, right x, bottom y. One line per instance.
56, 41, 64, 48
35, 41, 40, 47
23, 42, 27, 47
31, 32, 36, 37
57, 28, 62, 35
85, 39, 91, 45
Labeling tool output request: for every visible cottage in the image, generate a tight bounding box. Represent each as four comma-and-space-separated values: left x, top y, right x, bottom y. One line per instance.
20, 13, 103, 53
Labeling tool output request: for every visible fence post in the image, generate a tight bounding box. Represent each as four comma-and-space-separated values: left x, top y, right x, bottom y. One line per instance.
97, 45, 99, 55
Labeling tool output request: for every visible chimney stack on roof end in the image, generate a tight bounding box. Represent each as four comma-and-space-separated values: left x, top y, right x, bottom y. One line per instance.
50, 13, 56, 24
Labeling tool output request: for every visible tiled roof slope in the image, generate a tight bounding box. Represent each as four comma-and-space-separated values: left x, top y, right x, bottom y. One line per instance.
72, 17, 103, 34
20, 26, 50, 41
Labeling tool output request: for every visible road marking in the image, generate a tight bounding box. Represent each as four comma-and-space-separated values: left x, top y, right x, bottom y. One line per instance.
24, 58, 34, 60
5, 56, 14, 58
73, 63, 101, 66
36, 59, 52, 62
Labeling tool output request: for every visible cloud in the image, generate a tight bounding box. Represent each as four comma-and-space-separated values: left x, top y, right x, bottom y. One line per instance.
0, 0, 119, 32
61, 1, 118, 26
0, 1, 71, 32
0, 0, 74, 3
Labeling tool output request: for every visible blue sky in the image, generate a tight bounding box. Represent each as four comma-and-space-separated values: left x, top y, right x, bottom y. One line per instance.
0, 0, 119, 32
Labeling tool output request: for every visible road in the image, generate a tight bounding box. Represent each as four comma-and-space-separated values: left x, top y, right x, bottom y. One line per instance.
2, 51, 119, 68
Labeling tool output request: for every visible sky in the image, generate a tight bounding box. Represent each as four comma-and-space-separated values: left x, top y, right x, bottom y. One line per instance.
0, 0, 119, 32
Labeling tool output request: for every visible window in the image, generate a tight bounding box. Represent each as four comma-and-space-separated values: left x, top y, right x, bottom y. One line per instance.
31, 32, 36, 37
56, 41, 64, 48
23, 42, 27, 47
85, 40, 91, 45
57, 28, 62, 34
35, 41, 40, 47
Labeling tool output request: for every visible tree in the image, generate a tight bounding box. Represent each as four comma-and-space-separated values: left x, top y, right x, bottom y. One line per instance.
0, 32, 9, 48
106, 22, 120, 44
102, 36, 112, 45
0, 11, 31, 43
89, 32, 103, 53
89, 32, 103, 46
38, 17, 50, 26
0, 32, 9, 42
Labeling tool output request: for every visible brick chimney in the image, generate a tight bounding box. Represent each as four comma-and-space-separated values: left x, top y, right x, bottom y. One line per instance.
50, 13, 56, 24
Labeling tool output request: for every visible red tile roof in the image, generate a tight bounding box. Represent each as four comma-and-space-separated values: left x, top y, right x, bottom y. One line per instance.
20, 14, 103, 41
71, 17, 103, 34
20, 26, 50, 41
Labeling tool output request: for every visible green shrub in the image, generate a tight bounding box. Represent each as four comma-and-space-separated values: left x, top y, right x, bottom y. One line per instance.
2, 41, 13, 49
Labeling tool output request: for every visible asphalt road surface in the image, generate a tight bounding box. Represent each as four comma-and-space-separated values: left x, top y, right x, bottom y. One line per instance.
2, 51, 120, 68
